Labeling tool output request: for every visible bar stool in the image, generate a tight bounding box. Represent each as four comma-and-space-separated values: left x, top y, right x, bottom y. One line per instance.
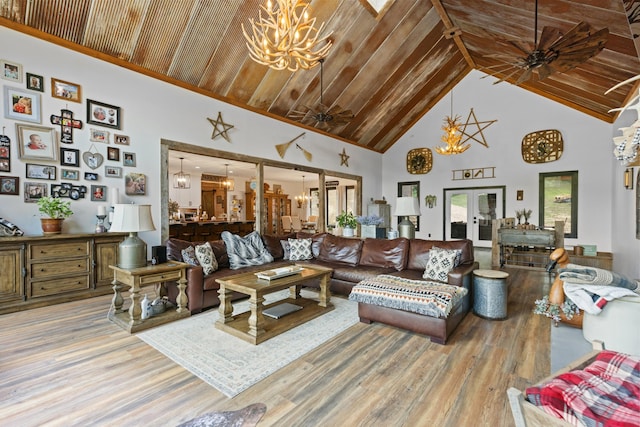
180, 222, 197, 242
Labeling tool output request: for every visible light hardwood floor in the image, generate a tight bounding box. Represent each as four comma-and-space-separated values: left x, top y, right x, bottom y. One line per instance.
0, 267, 554, 427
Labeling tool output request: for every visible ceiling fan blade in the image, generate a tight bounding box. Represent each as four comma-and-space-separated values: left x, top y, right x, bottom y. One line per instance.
548, 22, 605, 52
515, 68, 534, 85
537, 26, 562, 51
537, 63, 554, 81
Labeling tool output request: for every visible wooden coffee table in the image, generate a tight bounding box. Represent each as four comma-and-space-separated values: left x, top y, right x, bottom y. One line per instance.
215, 264, 333, 344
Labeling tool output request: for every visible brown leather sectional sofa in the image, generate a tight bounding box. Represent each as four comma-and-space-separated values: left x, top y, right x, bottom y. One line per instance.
165, 232, 477, 344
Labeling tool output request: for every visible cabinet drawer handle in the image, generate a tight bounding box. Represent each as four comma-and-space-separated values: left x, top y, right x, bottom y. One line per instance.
40, 268, 45, 272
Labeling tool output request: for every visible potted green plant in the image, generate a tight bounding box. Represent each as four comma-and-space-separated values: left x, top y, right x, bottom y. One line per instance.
37, 196, 73, 234
336, 211, 357, 237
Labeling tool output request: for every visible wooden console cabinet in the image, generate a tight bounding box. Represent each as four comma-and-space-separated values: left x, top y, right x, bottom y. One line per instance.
0, 233, 125, 314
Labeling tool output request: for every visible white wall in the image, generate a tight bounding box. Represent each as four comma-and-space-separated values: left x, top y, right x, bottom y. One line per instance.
0, 27, 382, 245
384, 70, 638, 275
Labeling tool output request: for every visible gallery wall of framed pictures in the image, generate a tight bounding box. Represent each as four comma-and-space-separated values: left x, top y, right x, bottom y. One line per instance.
1, 56, 142, 213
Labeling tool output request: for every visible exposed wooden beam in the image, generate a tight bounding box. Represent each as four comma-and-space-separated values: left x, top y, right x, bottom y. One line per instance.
430, 0, 476, 69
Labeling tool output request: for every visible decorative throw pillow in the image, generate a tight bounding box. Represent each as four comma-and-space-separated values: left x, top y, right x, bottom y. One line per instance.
432, 246, 463, 267
195, 242, 218, 275
221, 231, 274, 269
423, 247, 459, 282
280, 240, 291, 260
181, 246, 200, 266
288, 238, 313, 261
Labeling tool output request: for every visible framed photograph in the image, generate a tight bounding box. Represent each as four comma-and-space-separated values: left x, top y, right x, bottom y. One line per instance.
26, 73, 44, 92
397, 181, 420, 232
89, 128, 110, 143
91, 185, 107, 201
107, 146, 120, 161
123, 152, 136, 167
0, 176, 19, 195
51, 78, 81, 103
26, 163, 56, 180
105, 166, 122, 178
0, 134, 10, 160
87, 99, 121, 129
61, 168, 79, 181
16, 124, 58, 161
0, 159, 9, 172
84, 172, 98, 181
125, 173, 146, 195
1, 60, 22, 83
60, 147, 80, 167
24, 182, 47, 202
4, 86, 41, 123
114, 134, 130, 145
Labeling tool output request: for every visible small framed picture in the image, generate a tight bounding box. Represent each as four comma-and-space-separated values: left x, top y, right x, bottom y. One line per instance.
26, 163, 57, 180
87, 99, 121, 129
0, 176, 19, 195
17, 124, 58, 161
4, 86, 41, 124
89, 128, 109, 143
107, 146, 120, 161
26, 73, 44, 92
51, 78, 81, 103
125, 173, 146, 195
123, 152, 136, 167
105, 166, 122, 178
114, 134, 130, 145
84, 172, 98, 181
24, 182, 47, 202
0, 134, 10, 160
0, 159, 9, 172
91, 185, 107, 201
1, 60, 22, 83
61, 168, 79, 181
60, 147, 80, 167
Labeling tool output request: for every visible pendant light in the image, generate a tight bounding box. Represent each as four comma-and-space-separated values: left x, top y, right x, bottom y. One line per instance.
173, 157, 190, 189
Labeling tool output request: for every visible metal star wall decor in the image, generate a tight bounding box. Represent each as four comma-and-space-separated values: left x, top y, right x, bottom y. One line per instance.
459, 108, 497, 148
339, 148, 350, 166
207, 112, 234, 142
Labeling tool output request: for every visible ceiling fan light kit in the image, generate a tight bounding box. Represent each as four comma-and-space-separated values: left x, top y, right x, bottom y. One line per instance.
484, 0, 608, 85
242, 0, 333, 72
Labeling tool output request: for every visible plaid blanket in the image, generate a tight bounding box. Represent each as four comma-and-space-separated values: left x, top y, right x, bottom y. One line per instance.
348, 274, 468, 318
526, 350, 640, 426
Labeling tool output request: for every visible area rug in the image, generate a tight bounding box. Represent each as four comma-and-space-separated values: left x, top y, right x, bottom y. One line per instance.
176, 403, 266, 427
138, 289, 358, 397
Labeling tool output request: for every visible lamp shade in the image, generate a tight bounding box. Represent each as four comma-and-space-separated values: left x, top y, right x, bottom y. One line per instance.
109, 204, 156, 233
394, 197, 420, 216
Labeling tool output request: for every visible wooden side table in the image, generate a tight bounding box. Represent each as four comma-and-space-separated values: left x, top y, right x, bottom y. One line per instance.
108, 261, 190, 333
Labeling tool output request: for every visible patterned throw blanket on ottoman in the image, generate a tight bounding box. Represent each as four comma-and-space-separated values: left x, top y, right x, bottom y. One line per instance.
348, 275, 468, 318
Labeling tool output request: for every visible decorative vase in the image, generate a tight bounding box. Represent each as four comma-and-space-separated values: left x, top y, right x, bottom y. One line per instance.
342, 226, 355, 237
361, 225, 377, 238
40, 218, 64, 235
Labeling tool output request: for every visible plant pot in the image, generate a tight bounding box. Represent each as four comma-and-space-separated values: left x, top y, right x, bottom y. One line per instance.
342, 226, 355, 237
41, 218, 64, 235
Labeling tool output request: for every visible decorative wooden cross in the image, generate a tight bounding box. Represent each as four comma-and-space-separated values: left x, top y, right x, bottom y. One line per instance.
50, 109, 83, 144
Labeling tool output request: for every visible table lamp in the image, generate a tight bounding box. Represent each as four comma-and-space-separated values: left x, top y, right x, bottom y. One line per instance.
109, 204, 156, 269
394, 197, 420, 239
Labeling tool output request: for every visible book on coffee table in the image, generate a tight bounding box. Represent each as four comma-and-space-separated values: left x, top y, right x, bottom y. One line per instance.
255, 265, 303, 281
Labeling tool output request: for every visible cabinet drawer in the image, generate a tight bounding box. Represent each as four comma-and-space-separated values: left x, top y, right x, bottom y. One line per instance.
30, 275, 90, 297
139, 270, 182, 285
31, 258, 89, 279
30, 241, 89, 259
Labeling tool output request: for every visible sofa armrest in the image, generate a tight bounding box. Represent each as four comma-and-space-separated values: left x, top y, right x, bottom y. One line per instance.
185, 265, 205, 313
447, 261, 478, 288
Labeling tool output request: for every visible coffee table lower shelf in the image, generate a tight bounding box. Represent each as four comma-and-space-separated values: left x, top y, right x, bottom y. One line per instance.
215, 297, 334, 345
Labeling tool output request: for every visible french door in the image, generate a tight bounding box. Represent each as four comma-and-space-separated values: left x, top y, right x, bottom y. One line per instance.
444, 186, 505, 248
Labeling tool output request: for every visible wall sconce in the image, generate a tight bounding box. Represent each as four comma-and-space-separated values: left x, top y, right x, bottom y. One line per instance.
425, 195, 437, 208
624, 167, 634, 190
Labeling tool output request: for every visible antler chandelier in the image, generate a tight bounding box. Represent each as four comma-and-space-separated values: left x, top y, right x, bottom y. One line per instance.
242, 0, 333, 71
435, 92, 470, 155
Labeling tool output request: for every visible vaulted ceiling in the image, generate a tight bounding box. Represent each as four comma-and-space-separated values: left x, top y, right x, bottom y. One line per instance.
1, 0, 639, 153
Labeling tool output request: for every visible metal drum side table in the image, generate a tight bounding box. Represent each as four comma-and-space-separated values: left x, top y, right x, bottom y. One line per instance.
473, 269, 509, 320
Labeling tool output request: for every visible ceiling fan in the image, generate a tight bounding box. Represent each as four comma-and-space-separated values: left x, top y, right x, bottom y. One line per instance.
288, 59, 354, 128
482, 0, 609, 85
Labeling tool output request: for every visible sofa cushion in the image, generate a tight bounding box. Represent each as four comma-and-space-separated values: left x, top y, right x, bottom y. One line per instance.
262, 232, 296, 260
288, 238, 313, 261
316, 233, 363, 266
423, 247, 459, 282
221, 231, 274, 269
359, 237, 409, 271
195, 242, 218, 275
280, 240, 290, 260
296, 231, 327, 258
407, 238, 473, 271
181, 246, 200, 266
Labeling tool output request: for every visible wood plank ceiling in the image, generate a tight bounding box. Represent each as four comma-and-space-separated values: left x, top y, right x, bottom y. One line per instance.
1, 0, 639, 153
